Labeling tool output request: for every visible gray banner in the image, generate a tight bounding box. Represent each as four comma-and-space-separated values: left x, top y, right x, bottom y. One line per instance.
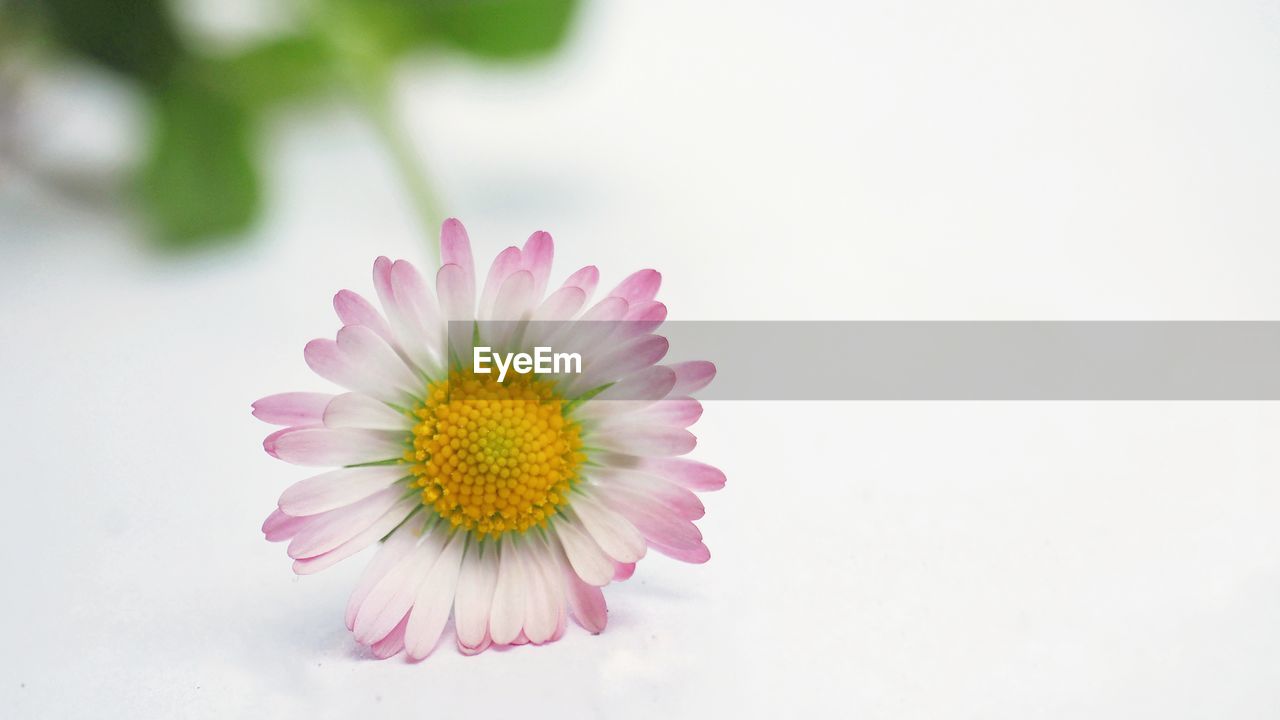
449, 321, 1280, 400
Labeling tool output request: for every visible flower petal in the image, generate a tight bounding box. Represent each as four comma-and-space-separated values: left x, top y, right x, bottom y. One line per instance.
389, 259, 445, 370
458, 632, 492, 656
346, 518, 425, 630
372, 257, 443, 376
436, 263, 475, 322
323, 392, 408, 431
520, 230, 554, 302
547, 532, 608, 633
594, 483, 711, 564
370, 613, 410, 659
592, 425, 696, 457
552, 518, 615, 587
583, 365, 677, 406
252, 392, 332, 426
304, 337, 405, 405
278, 465, 410, 516
578, 295, 629, 322
333, 289, 393, 345
440, 218, 475, 280
336, 319, 422, 398
607, 269, 661, 304
668, 360, 717, 396
405, 531, 467, 660
648, 538, 710, 563
569, 494, 646, 564
565, 574, 608, 634
569, 333, 668, 393
478, 246, 522, 321
589, 467, 705, 520
453, 537, 500, 652
519, 539, 562, 645
262, 507, 307, 542
491, 269, 536, 322
615, 300, 667, 342
536, 537, 570, 642
292, 497, 418, 574
628, 396, 703, 428
618, 456, 727, 491
488, 538, 527, 645
353, 523, 448, 644
559, 265, 599, 310
264, 426, 404, 466
286, 486, 406, 559
539, 296, 628, 362
532, 286, 587, 322
595, 483, 703, 549
589, 397, 703, 435
613, 562, 636, 582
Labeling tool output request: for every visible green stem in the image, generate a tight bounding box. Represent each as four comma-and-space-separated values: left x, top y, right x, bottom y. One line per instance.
365, 90, 443, 264
309, 0, 444, 263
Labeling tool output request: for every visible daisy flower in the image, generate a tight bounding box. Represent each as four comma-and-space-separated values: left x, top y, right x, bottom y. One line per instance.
254, 219, 723, 660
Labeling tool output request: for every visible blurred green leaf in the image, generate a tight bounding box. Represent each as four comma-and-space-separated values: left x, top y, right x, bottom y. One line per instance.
351, 0, 578, 61
140, 81, 260, 249
32, 0, 182, 87
214, 36, 335, 110
323, 0, 434, 63
421, 0, 578, 59
12, 0, 582, 252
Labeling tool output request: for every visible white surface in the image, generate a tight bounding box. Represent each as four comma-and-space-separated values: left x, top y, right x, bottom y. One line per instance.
4, 1, 1280, 717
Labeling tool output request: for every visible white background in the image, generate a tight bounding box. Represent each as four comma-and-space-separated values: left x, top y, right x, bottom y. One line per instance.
3, 0, 1280, 717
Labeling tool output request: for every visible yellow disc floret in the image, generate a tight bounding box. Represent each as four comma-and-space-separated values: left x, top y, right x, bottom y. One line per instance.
405, 370, 585, 538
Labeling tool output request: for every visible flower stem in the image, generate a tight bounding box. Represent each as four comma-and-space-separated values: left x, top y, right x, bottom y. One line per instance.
365, 90, 443, 264
311, 0, 445, 264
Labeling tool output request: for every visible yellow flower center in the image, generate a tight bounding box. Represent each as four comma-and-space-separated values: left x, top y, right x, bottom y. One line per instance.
405, 370, 585, 538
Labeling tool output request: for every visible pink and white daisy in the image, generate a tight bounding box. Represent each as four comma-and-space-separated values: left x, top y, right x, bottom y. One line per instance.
254, 219, 722, 660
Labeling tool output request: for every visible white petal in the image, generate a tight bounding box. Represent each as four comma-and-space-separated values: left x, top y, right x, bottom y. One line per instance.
286, 486, 405, 559
569, 493, 646, 564
336, 325, 422, 398
588, 467, 704, 520
345, 516, 425, 630
278, 465, 410, 516
553, 519, 615, 587
370, 613, 410, 658
568, 333, 669, 394
595, 482, 703, 547
520, 230, 555, 302
390, 259, 445, 372
251, 392, 333, 426
547, 532, 608, 633
352, 523, 448, 644
478, 246, 522, 320
488, 270, 536, 348
558, 265, 599, 306
323, 392, 409, 431
264, 426, 404, 466
578, 366, 677, 409
404, 531, 467, 659
332, 289, 394, 344
488, 537, 527, 645
454, 537, 500, 650
519, 538, 561, 644
437, 263, 475, 322
591, 425, 697, 456
541, 296, 628, 361
292, 497, 418, 575
532, 286, 587, 322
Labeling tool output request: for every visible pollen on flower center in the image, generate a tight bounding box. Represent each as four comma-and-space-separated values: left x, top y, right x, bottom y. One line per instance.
406, 370, 585, 538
